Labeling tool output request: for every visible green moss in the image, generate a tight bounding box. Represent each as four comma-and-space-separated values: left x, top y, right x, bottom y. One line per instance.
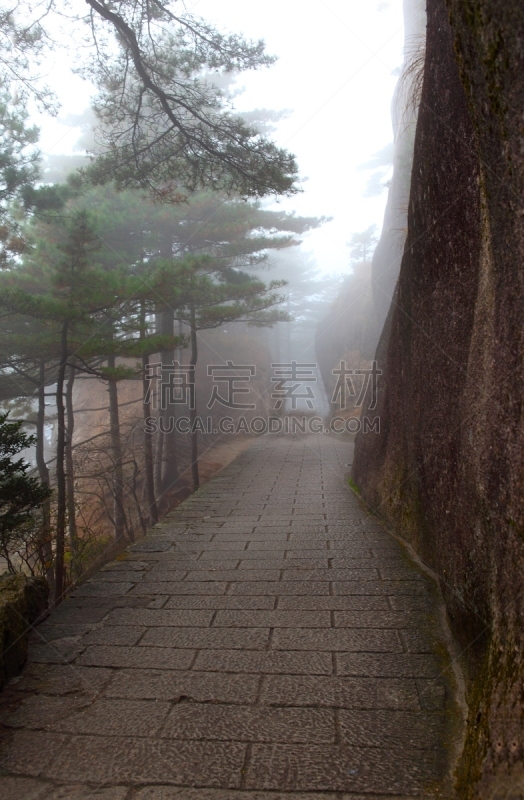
348, 477, 361, 496
455, 640, 523, 798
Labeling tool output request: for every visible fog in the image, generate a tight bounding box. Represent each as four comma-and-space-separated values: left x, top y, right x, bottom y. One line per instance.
0, 0, 410, 594
3, 3, 524, 794
38, 0, 404, 275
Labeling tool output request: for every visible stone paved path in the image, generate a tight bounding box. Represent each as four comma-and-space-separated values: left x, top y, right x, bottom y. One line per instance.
0, 435, 459, 799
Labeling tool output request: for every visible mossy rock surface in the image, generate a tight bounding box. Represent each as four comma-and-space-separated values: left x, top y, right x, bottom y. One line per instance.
0, 574, 48, 689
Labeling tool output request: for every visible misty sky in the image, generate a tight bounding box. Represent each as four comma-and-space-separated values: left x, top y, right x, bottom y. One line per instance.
36, 0, 405, 276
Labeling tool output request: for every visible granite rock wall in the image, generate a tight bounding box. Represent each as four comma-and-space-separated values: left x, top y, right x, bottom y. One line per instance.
353, 0, 524, 795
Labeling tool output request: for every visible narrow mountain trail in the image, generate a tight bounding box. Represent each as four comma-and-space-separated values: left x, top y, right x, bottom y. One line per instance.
0, 434, 461, 799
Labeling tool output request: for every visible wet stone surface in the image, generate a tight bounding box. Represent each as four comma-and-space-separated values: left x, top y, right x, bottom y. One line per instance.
0, 435, 459, 798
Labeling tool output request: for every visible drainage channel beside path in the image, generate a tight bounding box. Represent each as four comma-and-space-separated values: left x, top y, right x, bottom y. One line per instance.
0, 434, 461, 799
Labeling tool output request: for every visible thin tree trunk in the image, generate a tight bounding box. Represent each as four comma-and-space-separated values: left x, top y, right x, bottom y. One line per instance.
273, 321, 281, 364
141, 301, 158, 525
159, 308, 179, 493
107, 354, 126, 542
54, 322, 68, 604
286, 299, 292, 361
189, 305, 199, 490
36, 360, 54, 594
154, 417, 164, 499
65, 362, 79, 570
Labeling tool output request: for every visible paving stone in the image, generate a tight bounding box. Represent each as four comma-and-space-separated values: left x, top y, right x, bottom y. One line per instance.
330, 557, 401, 568
152, 560, 240, 570
196, 541, 250, 551
239, 559, 330, 570
194, 649, 332, 675
272, 628, 403, 652
389, 595, 431, 611
337, 652, 441, 678
141, 571, 188, 582
375, 680, 421, 710
1, 694, 93, 729
42, 786, 130, 800
77, 645, 194, 670
338, 709, 443, 749
278, 569, 379, 582
164, 596, 276, 611
135, 554, 199, 566
323, 540, 369, 550
245, 541, 291, 551
81, 626, 145, 646
39, 604, 111, 626
226, 550, 286, 560
53, 698, 170, 737
277, 595, 389, 611
29, 624, 91, 641
130, 541, 173, 552
28, 640, 86, 664
72, 582, 134, 597
133, 789, 345, 799
44, 734, 247, 786
140, 627, 270, 650
244, 743, 439, 793
334, 610, 427, 628
333, 581, 427, 596
260, 675, 420, 710
105, 669, 259, 703
184, 570, 282, 582
94, 571, 147, 583
0, 777, 49, 800
213, 534, 288, 542
0, 729, 69, 776
378, 567, 425, 581
161, 704, 335, 744
230, 582, 330, 596
252, 526, 292, 533
9, 664, 113, 696
105, 608, 214, 627
400, 629, 437, 653
129, 582, 228, 595
213, 610, 331, 628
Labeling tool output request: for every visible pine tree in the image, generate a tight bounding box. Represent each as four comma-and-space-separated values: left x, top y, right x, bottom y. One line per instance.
0, 211, 125, 601
0, 412, 52, 573
148, 254, 289, 489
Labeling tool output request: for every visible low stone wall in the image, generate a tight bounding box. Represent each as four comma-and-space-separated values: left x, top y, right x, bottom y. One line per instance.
0, 575, 48, 689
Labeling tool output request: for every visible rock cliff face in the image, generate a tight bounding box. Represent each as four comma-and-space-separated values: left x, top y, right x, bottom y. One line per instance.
371, 0, 426, 326
353, 0, 524, 795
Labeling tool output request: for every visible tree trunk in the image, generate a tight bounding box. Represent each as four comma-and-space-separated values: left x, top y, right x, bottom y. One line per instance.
189, 305, 199, 490
154, 418, 164, 500
141, 301, 158, 525
54, 322, 68, 604
36, 360, 54, 594
107, 354, 126, 542
65, 363, 79, 571
159, 308, 179, 493
273, 321, 281, 364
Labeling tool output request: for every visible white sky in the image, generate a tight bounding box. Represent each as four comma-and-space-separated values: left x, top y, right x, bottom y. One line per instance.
35, 0, 405, 276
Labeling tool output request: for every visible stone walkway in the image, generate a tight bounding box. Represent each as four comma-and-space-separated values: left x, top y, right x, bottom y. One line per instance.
0, 435, 460, 799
